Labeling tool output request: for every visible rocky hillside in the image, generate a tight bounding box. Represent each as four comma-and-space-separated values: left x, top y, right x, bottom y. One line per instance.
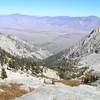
44, 26, 100, 65
67, 26, 100, 58
0, 33, 52, 60
0, 47, 43, 77
43, 27, 100, 84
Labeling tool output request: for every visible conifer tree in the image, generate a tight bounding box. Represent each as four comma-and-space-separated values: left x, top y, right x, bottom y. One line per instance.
1, 68, 7, 79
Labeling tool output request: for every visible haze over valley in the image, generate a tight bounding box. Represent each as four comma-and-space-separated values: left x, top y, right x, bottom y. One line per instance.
0, 14, 100, 53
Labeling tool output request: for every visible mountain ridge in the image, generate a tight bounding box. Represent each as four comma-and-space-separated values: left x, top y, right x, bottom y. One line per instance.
0, 33, 52, 60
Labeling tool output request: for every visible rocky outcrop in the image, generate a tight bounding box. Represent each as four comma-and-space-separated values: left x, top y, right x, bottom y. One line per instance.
68, 26, 100, 58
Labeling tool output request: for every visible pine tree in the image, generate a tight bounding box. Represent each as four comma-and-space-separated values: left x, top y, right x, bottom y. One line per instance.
1, 68, 7, 79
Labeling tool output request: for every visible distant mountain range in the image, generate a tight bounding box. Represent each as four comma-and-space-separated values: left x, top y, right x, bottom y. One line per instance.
0, 14, 100, 33
0, 14, 100, 53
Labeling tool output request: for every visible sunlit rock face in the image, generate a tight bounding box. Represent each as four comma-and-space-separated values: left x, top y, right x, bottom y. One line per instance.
66, 26, 100, 58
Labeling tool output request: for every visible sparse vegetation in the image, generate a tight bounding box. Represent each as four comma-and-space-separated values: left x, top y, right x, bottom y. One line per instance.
0, 47, 43, 77
43, 75, 80, 86
45, 58, 87, 80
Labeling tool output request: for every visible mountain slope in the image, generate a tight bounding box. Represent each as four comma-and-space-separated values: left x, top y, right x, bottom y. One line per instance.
0, 33, 52, 60
44, 26, 100, 68
67, 26, 100, 58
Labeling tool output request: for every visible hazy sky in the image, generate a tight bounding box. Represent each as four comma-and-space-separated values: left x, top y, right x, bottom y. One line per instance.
0, 0, 100, 16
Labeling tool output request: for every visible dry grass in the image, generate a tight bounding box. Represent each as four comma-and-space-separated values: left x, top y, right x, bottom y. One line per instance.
0, 83, 34, 100
43, 75, 80, 86
57, 80, 80, 86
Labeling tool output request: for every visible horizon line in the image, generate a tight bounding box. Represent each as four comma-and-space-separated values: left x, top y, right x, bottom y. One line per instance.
0, 13, 99, 18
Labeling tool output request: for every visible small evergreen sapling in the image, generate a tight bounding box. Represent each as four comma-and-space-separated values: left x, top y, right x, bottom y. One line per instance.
1, 68, 7, 79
